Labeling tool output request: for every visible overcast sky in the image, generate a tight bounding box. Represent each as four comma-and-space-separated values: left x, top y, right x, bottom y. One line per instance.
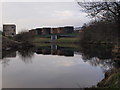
2, 2, 90, 33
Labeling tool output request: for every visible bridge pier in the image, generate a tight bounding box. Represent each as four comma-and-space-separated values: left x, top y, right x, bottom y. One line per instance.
51, 45, 58, 50
51, 35, 58, 40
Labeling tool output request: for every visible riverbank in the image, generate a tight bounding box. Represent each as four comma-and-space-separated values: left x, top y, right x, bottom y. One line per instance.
2, 36, 20, 50
34, 43, 80, 49
33, 37, 80, 43
2, 36, 34, 51
97, 68, 120, 88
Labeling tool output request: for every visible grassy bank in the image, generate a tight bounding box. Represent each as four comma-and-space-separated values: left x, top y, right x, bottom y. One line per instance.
33, 37, 80, 43
56, 37, 79, 43
2, 35, 34, 51
34, 43, 80, 48
2, 36, 20, 50
98, 69, 120, 88
33, 37, 51, 43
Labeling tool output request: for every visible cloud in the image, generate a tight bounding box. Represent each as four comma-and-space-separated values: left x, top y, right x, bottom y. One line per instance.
52, 10, 74, 17
2, 2, 90, 32
1, 0, 75, 2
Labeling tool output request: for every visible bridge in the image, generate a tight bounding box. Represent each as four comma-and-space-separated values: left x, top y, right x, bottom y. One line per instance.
36, 33, 79, 40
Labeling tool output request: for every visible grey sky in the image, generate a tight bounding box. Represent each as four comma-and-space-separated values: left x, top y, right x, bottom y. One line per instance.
2, 2, 90, 33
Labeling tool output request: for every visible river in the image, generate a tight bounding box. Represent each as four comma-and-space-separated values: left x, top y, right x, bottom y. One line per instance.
1, 44, 117, 88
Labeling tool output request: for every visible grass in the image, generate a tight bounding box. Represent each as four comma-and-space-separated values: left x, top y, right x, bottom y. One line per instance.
34, 43, 80, 48
106, 72, 120, 88
33, 37, 51, 43
33, 37, 80, 43
56, 43, 79, 48
56, 37, 79, 43
98, 69, 120, 88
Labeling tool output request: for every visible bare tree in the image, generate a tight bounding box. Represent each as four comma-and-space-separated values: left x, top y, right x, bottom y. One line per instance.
77, 0, 120, 23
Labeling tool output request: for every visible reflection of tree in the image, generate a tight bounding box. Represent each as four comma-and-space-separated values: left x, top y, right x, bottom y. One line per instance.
79, 43, 120, 88
79, 44, 117, 71
86, 57, 114, 72
1, 59, 10, 67
2, 50, 17, 59
18, 47, 35, 64
2, 50, 17, 67
80, 44, 113, 60
1, 46, 35, 65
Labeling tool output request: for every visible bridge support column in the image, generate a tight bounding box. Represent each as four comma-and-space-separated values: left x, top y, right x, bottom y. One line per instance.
51, 35, 58, 40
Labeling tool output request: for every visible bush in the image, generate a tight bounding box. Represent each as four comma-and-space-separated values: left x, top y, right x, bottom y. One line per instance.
79, 21, 119, 44
14, 31, 34, 43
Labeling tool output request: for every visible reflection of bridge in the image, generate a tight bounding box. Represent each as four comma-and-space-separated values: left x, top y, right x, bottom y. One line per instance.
36, 45, 75, 57
50, 34, 77, 40
37, 33, 78, 40
3, 44, 82, 58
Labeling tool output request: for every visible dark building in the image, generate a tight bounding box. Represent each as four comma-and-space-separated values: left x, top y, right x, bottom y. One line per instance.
57, 50, 65, 56
36, 28, 42, 35
3, 24, 16, 37
64, 50, 74, 57
29, 26, 74, 35
29, 29, 36, 36
51, 28, 58, 34
42, 49, 51, 55
64, 26, 74, 33
57, 27, 64, 34
51, 50, 57, 55
42, 27, 51, 35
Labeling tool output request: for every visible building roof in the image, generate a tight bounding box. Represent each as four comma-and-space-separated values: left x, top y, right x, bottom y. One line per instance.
64, 26, 74, 27
3, 24, 16, 26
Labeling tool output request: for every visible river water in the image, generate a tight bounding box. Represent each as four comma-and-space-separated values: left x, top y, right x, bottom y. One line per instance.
1, 44, 115, 88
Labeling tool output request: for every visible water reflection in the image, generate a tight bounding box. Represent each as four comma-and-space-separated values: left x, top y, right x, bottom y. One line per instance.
36, 45, 74, 57
80, 43, 113, 60
2, 43, 120, 88
18, 47, 35, 64
2, 44, 118, 69
2, 50, 17, 67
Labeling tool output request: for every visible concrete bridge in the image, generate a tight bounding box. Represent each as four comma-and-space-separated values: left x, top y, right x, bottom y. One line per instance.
36, 33, 79, 40
50, 34, 78, 40
51, 35, 58, 40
